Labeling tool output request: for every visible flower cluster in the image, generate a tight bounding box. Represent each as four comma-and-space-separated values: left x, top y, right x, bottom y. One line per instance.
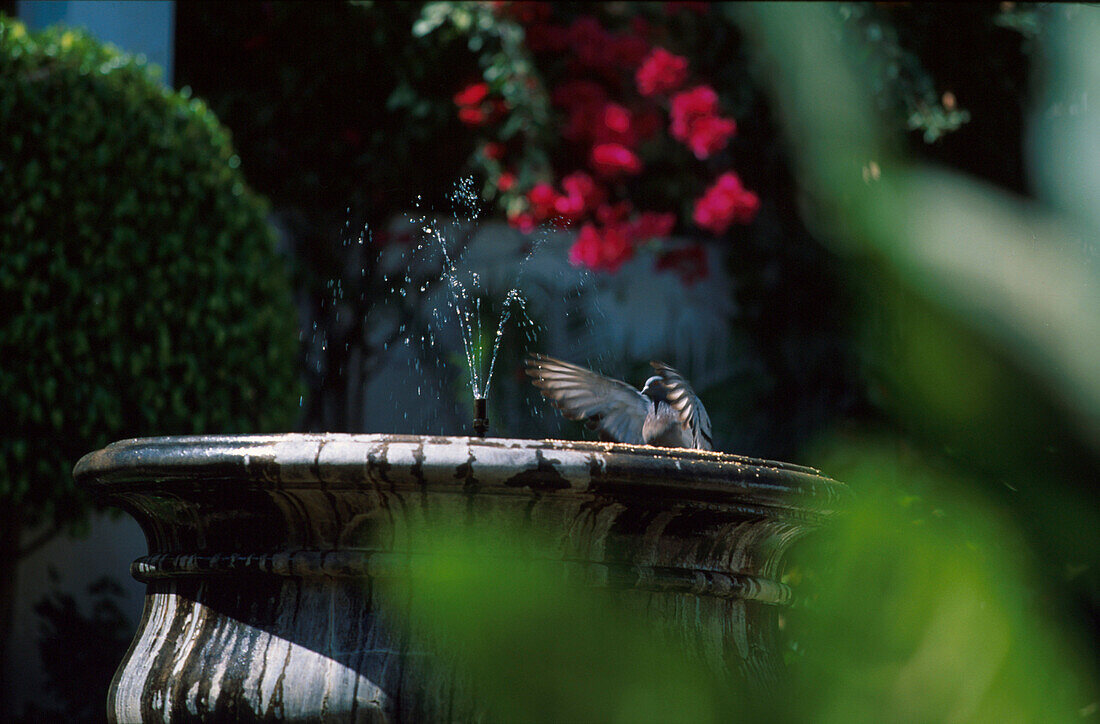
453, 81, 506, 127
670, 86, 737, 160
456, 4, 761, 283
636, 47, 688, 97
568, 211, 676, 273
693, 172, 760, 236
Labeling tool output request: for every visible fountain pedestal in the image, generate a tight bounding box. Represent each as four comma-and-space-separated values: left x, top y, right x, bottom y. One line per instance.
75, 434, 846, 722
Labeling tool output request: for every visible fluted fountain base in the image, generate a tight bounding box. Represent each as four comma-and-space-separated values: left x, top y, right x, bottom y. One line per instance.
75, 434, 846, 722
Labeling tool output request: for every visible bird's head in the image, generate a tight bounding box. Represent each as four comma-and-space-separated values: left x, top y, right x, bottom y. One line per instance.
641, 375, 669, 402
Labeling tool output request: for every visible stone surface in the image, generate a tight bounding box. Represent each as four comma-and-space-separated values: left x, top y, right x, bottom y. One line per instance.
75, 434, 848, 722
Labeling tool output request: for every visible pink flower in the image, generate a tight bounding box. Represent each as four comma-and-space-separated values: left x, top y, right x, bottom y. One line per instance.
453, 82, 490, 107
454, 82, 496, 127
560, 171, 604, 210
670, 85, 720, 137
594, 103, 636, 147
693, 172, 760, 235
554, 171, 604, 222
636, 48, 689, 97
554, 193, 585, 223
597, 201, 633, 225
684, 114, 736, 159
630, 212, 677, 241
670, 86, 737, 159
590, 143, 642, 177
482, 142, 505, 160
508, 209, 537, 234
569, 224, 603, 270
656, 244, 709, 285
569, 222, 634, 273
527, 182, 561, 220
496, 171, 516, 192
458, 106, 489, 126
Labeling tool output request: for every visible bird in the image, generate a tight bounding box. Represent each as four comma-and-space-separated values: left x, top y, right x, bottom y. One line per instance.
524, 354, 713, 450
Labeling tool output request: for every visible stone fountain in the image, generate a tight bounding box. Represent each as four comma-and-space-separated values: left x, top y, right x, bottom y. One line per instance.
75, 433, 846, 721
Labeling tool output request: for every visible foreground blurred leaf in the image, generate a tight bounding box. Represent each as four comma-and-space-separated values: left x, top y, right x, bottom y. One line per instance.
389, 524, 737, 723
785, 434, 1096, 722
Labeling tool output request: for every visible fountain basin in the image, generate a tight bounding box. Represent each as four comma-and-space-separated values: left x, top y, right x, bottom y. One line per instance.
75, 434, 848, 722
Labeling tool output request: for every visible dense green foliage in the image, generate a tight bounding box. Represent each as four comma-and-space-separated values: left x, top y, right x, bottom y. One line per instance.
0, 18, 302, 531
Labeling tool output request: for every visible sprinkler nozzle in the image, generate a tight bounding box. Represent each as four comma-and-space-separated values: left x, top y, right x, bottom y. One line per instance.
473, 398, 488, 438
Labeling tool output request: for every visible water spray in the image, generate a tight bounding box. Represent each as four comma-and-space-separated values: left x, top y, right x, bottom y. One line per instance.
473, 397, 488, 437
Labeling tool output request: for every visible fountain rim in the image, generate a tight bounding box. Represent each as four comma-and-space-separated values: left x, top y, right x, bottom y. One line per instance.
74, 433, 848, 516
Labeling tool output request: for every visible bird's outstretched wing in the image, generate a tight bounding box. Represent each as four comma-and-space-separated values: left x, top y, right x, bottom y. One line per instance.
650, 361, 713, 451
525, 354, 649, 445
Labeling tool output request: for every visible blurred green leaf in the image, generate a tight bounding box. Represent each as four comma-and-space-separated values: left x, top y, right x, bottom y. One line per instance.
388, 523, 735, 723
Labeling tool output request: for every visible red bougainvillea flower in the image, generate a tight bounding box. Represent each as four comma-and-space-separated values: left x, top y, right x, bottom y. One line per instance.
590, 143, 642, 177
554, 171, 605, 222
496, 171, 516, 192
568, 223, 603, 269
595, 102, 636, 147
568, 222, 634, 273
630, 211, 677, 242
508, 208, 537, 234
482, 142, 505, 160
684, 114, 736, 159
596, 200, 633, 226
458, 106, 489, 126
693, 172, 760, 235
670, 85, 720, 136
636, 47, 689, 97
527, 182, 561, 220
454, 82, 496, 127
656, 243, 709, 285
560, 171, 605, 211
453, 82, 490, 107
669, 85, 736, 158
554, 193, 586, 222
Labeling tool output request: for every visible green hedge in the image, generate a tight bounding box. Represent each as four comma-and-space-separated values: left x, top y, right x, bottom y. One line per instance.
0, 18, 302, 529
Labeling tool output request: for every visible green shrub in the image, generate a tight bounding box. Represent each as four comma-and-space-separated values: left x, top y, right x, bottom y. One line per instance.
0, 17, 302, 533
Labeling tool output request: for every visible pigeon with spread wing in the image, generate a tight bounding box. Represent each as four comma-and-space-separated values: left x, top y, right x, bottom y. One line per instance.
524, 354, 713, 450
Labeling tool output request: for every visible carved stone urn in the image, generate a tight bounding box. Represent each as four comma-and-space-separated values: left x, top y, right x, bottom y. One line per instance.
75, 434, 847, 721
